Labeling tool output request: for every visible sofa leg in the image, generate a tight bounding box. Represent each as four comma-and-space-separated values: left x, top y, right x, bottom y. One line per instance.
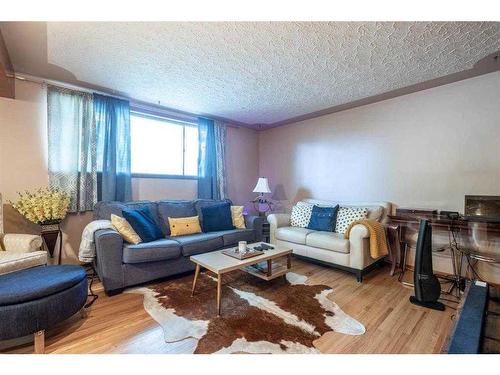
80, 307, 88, 319
34, 330, 45, 354
356, 272, 363, 283
106, 288, 124, 296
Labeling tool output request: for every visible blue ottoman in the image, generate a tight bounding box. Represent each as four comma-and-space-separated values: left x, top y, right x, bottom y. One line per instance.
0, 265, 88, 353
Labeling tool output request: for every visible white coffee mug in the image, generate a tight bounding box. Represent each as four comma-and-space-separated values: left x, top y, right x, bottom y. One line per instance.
238, 241, 247, 253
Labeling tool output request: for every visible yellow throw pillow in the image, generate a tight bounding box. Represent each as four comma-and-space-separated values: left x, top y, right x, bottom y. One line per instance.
231, 206, 246, 229
111, 214, 142, 244
168, 216, 202, 237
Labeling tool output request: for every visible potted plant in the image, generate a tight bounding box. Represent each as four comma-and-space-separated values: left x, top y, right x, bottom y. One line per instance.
11, 188, 70, 261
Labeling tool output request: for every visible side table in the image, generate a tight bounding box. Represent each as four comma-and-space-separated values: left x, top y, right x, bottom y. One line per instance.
41, 222, 63, 265
262, 219, 270, 243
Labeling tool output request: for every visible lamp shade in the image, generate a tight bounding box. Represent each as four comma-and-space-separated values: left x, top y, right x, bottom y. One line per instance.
253, 177, 271, 194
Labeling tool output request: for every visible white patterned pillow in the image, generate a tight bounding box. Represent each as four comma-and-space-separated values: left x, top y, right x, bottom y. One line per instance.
290, 202, 313, 228
335, 207, 368, 234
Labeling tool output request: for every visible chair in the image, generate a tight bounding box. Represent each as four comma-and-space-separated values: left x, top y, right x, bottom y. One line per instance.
0, 193, 47, 275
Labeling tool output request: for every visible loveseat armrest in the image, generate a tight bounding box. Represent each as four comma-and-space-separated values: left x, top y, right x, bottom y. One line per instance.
267, 213, 291, 244
348, 224, 372, 270
244, 215, 265, 242
348, 224, 370, 240
2, 234, 43, 253
94, 228, 125, 293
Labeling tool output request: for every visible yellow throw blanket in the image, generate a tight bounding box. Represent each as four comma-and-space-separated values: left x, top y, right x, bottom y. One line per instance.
344, 219, 389, 259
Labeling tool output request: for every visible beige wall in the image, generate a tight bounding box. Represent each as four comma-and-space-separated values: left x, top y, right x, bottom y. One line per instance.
259, 71, 500, 283
259, 71, 500, 212
226, 125, 260, 207
0, 80, 48, 200
131, 178, 197, 201
0, 80, 259, 263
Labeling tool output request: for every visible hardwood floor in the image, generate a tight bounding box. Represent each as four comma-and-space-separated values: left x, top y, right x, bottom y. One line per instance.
1, 260, 456, 354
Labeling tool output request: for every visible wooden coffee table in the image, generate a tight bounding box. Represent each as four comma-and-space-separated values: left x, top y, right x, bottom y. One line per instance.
190, 242, 293, 316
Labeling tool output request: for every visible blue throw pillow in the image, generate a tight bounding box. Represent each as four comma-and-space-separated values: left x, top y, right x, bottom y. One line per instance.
307, 205, 339, 232
122, 207, 163, 243
201, 202, 235, 232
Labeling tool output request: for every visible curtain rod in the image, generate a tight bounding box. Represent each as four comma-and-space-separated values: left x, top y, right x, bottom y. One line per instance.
14, 73, 242, 129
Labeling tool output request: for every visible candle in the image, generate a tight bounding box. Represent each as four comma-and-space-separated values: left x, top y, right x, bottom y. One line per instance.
238, 241, 247, 253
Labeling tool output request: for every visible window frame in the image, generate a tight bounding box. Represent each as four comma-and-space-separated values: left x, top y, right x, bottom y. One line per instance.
130, 111, 199, 180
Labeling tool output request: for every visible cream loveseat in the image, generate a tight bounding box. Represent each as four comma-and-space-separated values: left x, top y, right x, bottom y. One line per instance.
267, 199, 391, 282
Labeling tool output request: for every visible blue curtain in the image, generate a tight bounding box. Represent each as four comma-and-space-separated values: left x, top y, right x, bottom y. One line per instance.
197, 117, 228, 200
94, 94, 132, 202
197, 117, 217, 199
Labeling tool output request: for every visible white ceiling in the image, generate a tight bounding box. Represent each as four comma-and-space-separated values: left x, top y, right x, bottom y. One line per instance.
1, 22, 500, 127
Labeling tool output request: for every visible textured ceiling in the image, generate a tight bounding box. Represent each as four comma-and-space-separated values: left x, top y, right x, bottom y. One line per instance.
1, 22, 500, 127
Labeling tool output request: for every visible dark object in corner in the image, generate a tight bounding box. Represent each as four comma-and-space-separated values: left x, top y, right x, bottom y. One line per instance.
446, 281, 489, 354
410, 219, 445, 311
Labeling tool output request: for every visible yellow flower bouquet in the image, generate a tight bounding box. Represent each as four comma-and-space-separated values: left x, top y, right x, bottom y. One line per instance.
11, 188, 70, 225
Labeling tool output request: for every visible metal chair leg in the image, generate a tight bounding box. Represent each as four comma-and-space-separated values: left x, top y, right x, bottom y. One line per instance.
398, 243, 408, 283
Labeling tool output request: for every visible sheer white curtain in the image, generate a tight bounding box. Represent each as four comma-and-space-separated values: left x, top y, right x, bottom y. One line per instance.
47, 86, 97, 212
214, 120, 227, 200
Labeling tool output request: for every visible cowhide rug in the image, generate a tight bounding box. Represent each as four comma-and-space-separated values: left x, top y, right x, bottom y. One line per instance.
127, 271, 365, 354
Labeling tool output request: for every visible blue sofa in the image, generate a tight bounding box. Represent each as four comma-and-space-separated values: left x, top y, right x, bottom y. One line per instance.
93, 199, 264, 295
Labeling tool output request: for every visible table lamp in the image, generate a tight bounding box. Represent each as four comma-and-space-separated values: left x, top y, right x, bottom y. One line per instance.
252, 177, 273, 216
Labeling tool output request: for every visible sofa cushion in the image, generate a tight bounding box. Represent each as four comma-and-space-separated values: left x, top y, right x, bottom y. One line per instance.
0, 265, 86, 306
231, 206, 246, 229
168, 216, 202, 237
2, 234, 43, 253
123, 207, 164, 243
111, 214, 142, 244
211, 229, 255, 246
305, 231, 350, 254
290, 202, 314, 228
173, 232, 224, 256
275, 227, 315, 245
194, 199, 232, 223
201, 202, 235, 232
123, 239, 181, 264
157, 200, 197, 236
307, 205, 339, 232
93, 200, 157, 220
0, 251, 47, 276
335, 207, 369, 234
366, 205, 384, 221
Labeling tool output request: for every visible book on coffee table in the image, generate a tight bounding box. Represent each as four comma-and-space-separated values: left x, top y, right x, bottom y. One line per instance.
245, 261, 284, 274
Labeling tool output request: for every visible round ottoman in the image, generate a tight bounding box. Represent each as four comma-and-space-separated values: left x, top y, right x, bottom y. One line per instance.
0, 265, 88, 353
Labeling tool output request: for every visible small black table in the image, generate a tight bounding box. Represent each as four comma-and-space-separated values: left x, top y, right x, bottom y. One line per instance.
262, 219, 270, 243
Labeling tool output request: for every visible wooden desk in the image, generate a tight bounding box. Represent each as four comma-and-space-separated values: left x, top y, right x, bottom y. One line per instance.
389, 214, 500, 234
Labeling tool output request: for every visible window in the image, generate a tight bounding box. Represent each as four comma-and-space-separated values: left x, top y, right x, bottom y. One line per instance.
130, 112, 199, 178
